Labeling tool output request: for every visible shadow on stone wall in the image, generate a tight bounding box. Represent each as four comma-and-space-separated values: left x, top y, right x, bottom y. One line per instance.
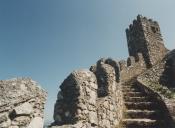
160, 50, 175, 89
136, 80, 175, 127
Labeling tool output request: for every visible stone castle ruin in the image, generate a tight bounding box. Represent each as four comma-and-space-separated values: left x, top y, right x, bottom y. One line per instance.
51, 15, 175, 128
0, 78, 47, 128
0, 15, 175, 128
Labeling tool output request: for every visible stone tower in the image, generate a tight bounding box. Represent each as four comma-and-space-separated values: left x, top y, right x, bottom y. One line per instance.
126, 15, 168, 68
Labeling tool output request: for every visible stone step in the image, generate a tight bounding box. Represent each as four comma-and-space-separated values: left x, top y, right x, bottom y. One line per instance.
124, 97, 152, 102
125, 110, 161, 119
123, 92, 145, 97
122, 84, 137, 87
122, 88, 140, 92
125, 102, 158, 110
122, 119, 165, 128
122, 85, 136, 87
123, 89, 142, 92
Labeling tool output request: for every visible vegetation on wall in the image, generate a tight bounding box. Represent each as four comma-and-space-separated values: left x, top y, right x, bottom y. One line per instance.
138, 79, 175, 99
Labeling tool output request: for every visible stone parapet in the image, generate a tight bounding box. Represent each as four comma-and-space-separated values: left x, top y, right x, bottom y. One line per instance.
52, 62, 124, 127
0, 78, 47, 128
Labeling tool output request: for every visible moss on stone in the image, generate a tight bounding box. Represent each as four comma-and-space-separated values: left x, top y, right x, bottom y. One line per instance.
141, 80, 175, 99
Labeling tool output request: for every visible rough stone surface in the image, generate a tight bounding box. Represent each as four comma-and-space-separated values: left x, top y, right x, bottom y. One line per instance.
94, 62, 123, 128
51, 15, 175, 128
53, 70, 98, 127
0, 78, 47, 128
126, 15, 168, 68
52, 66, 124, 128
27, 117, 43, 128
119, 53, 147, 82
137, 49, 175, 125
14, 102, 33, 115
137, 50, 175, 88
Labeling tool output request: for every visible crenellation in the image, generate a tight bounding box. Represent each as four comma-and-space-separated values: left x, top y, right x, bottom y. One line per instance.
95, 62, 123, 128
0, 14, 174, 128
148, 18, 153, 22
132, 19, 137, 25
52, 64, 124, 128
118, 53, 146, 82
126, 14, 167, 68
95, 63, 116, 97
105, 58, 120, 82
50, 15, 175, 128
119, 60, 127, 71
96, 58, 106, 66
125, 28, 129, 35
127, 56, 135, 67
129, 24, 133, 30
90, 64, 97, 73
143, 16, 147, 20
135, 52, 144, 62
137, 15, 157, 25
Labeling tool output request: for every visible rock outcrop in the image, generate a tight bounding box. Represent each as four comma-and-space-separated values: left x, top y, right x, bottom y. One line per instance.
0, 78, 47, 128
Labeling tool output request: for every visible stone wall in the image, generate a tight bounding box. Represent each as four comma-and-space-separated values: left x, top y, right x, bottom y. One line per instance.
137, 57, 166, 85
0, 78, 47, 128
137, 50, 175, 125
135, 80, 175, 127
141, 16, 168, 67
138, 49, 175, 88
53, 70, 98, 127
91, 59, 123, 128
91, 54, 146, 83
119, 53, 146, 82
137, 78, 175, 127
52, 60, 124, 128
50, 15, 175, 128
93, 59, 117, 97
126, 15, 167, 67
163, 50, 175, 86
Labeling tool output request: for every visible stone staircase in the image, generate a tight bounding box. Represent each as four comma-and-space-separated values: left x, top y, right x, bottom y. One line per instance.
121, 82, 169, 128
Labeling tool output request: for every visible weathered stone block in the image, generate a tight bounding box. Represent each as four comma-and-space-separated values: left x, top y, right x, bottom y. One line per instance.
14, 102, 33, 115
0, 113, 8, 123
27, 117, 43, 128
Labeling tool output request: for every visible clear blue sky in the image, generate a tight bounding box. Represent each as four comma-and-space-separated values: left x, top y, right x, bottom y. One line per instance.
0, 0, 174, 124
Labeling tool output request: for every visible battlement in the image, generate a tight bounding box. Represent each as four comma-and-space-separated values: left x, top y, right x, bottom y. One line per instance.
118, 53, 146, 81
137, 15, 158, 25
126, 15, 167, 68
119, 53, 145, 70
126, 15, 162, 40
128, 15, 159, 28
91, 53, 146, 83
51, 15, 175, 128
